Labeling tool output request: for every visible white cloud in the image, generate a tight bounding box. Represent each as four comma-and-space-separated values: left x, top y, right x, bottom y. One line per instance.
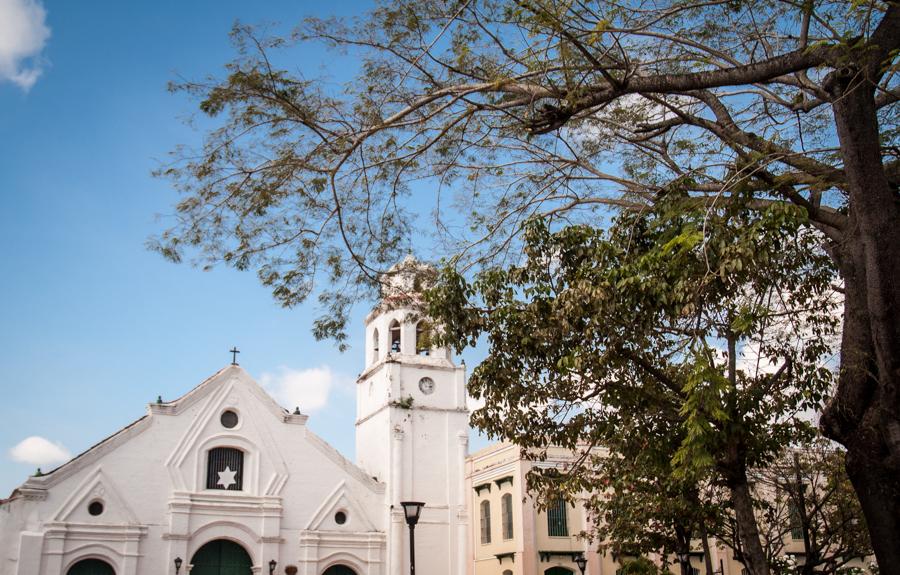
9, 436, 71, 466
259, 365, 351, 413
0, 0, 51, 91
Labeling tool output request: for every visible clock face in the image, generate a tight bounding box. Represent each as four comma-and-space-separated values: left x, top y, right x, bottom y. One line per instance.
418, 377, 435, 395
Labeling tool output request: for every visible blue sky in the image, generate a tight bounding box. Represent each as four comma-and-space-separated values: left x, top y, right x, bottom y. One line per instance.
0, 0, 487, 496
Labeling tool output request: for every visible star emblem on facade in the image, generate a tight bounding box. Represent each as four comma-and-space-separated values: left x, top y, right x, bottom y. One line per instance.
217, 466, 237, 489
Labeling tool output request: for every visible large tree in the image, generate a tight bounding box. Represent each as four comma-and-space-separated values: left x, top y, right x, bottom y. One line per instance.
156, 0, 900, 564
429, 197, 838, 575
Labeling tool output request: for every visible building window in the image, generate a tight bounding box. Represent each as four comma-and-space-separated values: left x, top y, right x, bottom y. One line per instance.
372, 328, 380, 362
207, 447, 244, 490
220, 409, 239, 429
480, 499, 492, 544
416, 321, 432, 355
389, 320, 402, 352
87, 500, 104, 516
789, 501, 803, 540
502, 493, 514, 539
547, 498, 568, 537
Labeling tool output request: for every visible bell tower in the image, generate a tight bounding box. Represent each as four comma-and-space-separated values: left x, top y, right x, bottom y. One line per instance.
355, 256, 469, 575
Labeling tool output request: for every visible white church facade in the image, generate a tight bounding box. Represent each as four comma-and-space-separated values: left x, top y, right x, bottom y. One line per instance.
0, 260, 471, 575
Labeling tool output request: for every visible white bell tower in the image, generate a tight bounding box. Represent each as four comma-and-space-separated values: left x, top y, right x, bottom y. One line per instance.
355, 256, 469, 575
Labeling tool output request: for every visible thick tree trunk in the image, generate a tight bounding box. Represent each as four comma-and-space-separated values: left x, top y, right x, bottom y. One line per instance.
821, 61, 900, 572
846, 443, 900, 572
700, 527, 715, 575
727, 471, 770, 575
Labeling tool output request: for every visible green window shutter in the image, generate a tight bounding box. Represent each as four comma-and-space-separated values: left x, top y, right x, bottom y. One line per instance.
547, 498, 568, 537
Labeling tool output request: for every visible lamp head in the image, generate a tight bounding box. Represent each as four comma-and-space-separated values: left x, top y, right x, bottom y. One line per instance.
575, 554, 587, 572
400, 501, 426, 526
269, 559, 277, 574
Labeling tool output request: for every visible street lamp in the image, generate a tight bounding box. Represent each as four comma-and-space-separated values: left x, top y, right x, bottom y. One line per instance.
400, 501, 426, 575
269, 559, 277, 574
575, 554, 588, 575
676, 551, 690, 575
174, 557, 183, 575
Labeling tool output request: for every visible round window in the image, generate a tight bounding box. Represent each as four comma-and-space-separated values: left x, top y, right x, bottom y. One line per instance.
88, 501, 104, 516
418, 377, 435, 395
335, 511, 347, 525
220, 410, 239, 428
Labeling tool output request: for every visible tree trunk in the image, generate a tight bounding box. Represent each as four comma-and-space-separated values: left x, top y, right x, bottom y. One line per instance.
821, 61, 900, 573
700, 527, 715, 575
728, 472, 770, 575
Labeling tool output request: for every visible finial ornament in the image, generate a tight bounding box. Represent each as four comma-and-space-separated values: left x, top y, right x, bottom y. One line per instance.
230, 347, 240, 365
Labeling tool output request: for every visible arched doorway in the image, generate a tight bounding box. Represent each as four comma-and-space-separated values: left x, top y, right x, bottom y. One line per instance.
190, 539, 253, 575
323, 565, 358, 575
67, 558, 115, 575
545, 568, 574, 575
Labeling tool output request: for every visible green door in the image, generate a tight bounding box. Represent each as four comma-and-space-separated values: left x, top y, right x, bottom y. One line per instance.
191, 539, 253, 575
67, 559, 115, 575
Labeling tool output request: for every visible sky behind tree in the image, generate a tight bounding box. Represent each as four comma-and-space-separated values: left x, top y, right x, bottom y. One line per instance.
0, 0, 486, 496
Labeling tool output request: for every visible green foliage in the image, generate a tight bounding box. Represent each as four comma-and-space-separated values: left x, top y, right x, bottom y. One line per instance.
156, 0, 894, 347
428, 195, 839, 557
619, 557, 661, 575
390, 396, 414, 409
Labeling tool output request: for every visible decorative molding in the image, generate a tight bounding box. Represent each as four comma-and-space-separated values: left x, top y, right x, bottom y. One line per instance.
539, 551, 583, 562
494, 476, 514, 488
474, 483, 492, 495
164, 369, 294, 495
166, 491, 283, 517
19, 416, 152, 490
51, 467, 139, 524
495, 552, 515, 563
15, 487, 47, 501
305, 431, 385, 493
303, 480, 378, 532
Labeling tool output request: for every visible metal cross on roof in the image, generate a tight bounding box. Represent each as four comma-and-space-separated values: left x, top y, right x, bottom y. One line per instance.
230, 347, 240, 365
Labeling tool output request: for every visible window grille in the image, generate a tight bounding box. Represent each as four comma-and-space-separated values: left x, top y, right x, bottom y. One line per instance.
547, 498, 568, 537
789, 501, 803, 540
206, 447, 244, 490
480, 500, 492, 544
502, 494, 514, 539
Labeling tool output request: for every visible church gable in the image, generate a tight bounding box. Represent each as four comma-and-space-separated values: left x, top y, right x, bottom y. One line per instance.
51, 467, 138, 525
305, 480, 379, 533
164, 367, 291, 496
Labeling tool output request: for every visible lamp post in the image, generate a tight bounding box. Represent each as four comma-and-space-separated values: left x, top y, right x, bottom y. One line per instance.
676, 551, 690, 575
400, 501, 426, 575
269, 559, 277, 574
575, 554, 588, 575
174, 557, 182, 575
